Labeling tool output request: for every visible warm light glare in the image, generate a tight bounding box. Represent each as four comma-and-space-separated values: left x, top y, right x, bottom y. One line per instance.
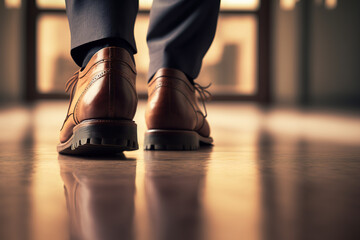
140, 0, 153, 9
199, 16, 257, 94
38, 14, 257, 95
4, 0, 20, 8
221, 0, 259, 10
325, 0, 337, 9
36, 0, 258, 95
280, 0, 300, 10
37, 15, 77, 93
281, 0, 338, 10
36, 0, 64, 8
36, 0, 259, 10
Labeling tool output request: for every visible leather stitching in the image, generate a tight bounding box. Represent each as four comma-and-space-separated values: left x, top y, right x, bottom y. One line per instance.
149, 75, 195, 92
80, 59, 136, 78
73, 70, 109, 123
110, 69, 136, 90
149, 81, 199, 128
60, 113, 73, 131
73, 69, 137, 123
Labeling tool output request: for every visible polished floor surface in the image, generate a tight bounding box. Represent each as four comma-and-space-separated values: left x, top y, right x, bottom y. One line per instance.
0, 101, 360, 240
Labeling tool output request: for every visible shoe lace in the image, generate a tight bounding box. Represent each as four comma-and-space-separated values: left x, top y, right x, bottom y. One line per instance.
194, 82, 212, 118
65, 70, 80, 95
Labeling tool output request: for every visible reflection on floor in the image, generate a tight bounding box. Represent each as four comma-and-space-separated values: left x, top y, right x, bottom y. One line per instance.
0, 101, 359, 240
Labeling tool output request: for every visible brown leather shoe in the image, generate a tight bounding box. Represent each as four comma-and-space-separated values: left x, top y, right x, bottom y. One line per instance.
57, 47, 138, 155
145, 68, 213, 150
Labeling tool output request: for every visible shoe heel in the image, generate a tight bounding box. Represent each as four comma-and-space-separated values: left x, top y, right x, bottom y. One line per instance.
58, 119, 138, 155
144, 130, 199, 150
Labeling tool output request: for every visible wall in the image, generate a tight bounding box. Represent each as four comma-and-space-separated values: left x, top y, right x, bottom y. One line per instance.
310, 0, 360, 106
0, 1, 22, 103
272, 0, 360, 107
272, 0, 302, 105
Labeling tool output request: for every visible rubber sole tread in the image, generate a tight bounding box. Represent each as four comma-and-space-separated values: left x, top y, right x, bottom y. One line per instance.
60, 137, 138, 155
144, 129, 213, 151
57, 119, 138, 156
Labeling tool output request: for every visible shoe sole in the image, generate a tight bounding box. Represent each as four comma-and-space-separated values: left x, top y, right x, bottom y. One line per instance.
57, 119, 138, 155
144, 129, 213, 150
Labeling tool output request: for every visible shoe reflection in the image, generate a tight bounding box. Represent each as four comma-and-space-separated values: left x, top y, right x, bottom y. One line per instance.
58, 154, 136, 240
144, 147, 212, 240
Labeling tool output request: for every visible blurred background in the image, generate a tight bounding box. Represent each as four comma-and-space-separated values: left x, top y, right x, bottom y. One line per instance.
1, 2, 360, 240
1, 0, 359, 107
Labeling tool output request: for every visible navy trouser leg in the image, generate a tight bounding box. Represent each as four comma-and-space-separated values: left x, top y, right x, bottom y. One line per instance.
146, 0, 220, 80
65, 0, 138, 66
65, 0, 220, 77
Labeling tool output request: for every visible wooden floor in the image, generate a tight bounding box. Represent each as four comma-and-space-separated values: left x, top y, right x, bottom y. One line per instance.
0, 101, 359, 240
